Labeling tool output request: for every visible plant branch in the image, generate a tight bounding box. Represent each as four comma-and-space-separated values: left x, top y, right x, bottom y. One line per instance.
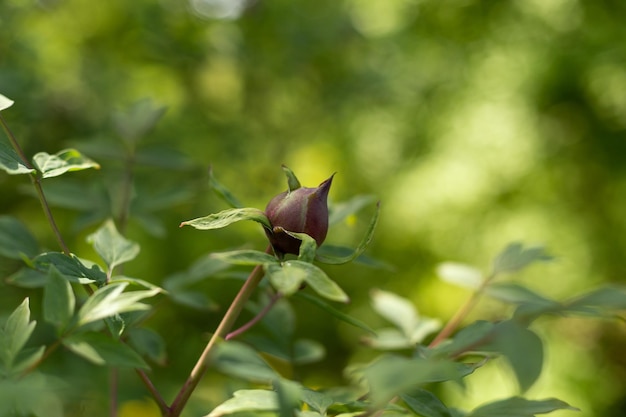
226, 291, 282, 340
168, 246, 272, 417
136, 369, 170, 416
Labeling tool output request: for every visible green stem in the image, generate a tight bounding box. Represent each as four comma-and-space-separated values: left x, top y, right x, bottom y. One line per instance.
168, 246, 271, 417
0, 114, 70, 255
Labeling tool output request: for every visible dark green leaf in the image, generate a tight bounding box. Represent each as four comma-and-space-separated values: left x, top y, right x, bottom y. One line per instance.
431, 321, 495, 358
211, 250, 278, 266
315, 202, 379, 265
12, 345, 45, 374
302, 389, 335, 414
0, 216, 38, 259
33, 252, 107, 285
565, 286, 626, 314
0, 373, 64, 417
281, 164, 301, 191
0, 298, 36, 372
212, 341, 278, 382
87, 219, 140, 271
492, 243, 553, 275
43, 266, 75, 330
466, 397, 579, 417
167, 289, 218, 311
127, 327, 167, 365
274, 378, 302, 417
209, 167, 244, 208
295, 292, 376, 335
62, 332, 149, 369
5, 267, 48, 288
293, 339, 325, 365
32, 148, 100, 178
316, 245, 392, 269
0, 141, 35, 175
180, 207, 271, 231
401, 389, 453, 417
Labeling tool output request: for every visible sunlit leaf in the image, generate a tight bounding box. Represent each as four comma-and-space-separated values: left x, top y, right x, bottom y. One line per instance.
212, 341, 279, 382
180, 207, 271, 231
33, 148, 100, 178
76, 283, 158, 327
492, 243, 553, 275
0, 93, 14, 111
315, 202, 379, 265
371, 289, 419, 337
206, 389, 278, 417
302, 389, 335, 415
400, 389, 453, 417
295, 292, 376, 335
0, 141, 35, 175
43, 265, 75, 330
466, 397, 579, 417
211, 250, 278, 266
0, 216, 39, 259
0, 298, 36, 372
437, 262, 483, 290
63, 332, 149, 369
87, 219, 140, 271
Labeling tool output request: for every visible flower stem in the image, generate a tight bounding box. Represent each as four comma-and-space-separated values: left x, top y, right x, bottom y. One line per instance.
168, 246, 272, 417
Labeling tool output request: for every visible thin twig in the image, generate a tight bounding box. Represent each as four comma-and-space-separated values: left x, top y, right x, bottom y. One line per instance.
226, 292, 282, 340
136, 369, 170, 416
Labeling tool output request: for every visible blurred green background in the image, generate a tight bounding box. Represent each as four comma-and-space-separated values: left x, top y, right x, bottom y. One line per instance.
1, 0, 626, 416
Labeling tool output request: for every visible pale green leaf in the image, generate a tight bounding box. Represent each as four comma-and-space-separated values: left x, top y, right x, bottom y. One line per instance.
206, 390, 278, 417
33, 148, 100, 178
77, 283, 158, 327
466, 397, 579, 417
211, 250, 278, 266
265, 262, 307, 296
291, 260, 349, 303
301, 389, 335, 415
492, 243, 553, 275
0, 94, 14, 111
0, 141, 35, 175
180, 207, 271, 231
282, 230, 317, 263
43, 265, 75, 329
0, 298, 36, 371
63, 332, 149, 369
0, 215, 39, 259
371, 289, 418, 337
11, 345, 45, 375
87, 219, 140, 271
275, 378, 302, 417
437, 262, 483, 290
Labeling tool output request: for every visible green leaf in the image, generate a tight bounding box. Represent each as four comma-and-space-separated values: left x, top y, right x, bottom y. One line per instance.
282, 164, 301, 191
11, 345, 45, 375
127, 327, 167, 365
370, 289, 418, 338
0, 374, 64, 417
206, 389, 278, 417
302, 389, 335, 414
6, 267, 48, 288
211, 250, 279, 266
400, 389, 453, 417
292, 260, 349, 303
62, 332, 149, 369
167, 288, 218, 311
466, 397, 579, 417
32, 148, 100, 178
431, 321, 495, 358
437, 262, 483, 290
33, 252, 107, 285
87, 219, 140, 271
274, 378, 302, 417
281, 230, 317, 263
0, 216, 39, 259
295, 292, 376, 335
76, 283, 158, 327
492, 243, 553, 275
180, 207, 271, 231
485, 283, 559, 308
293, 339, 325, 365
483, 321, 544, 392
0, 298, 37, 372
113, 98, 167, 142
316, 202, 379, 265
43, 265, 75, 329
565, 285, 626, 314
265, 262, 307, 296
0, 141, 35, 175
212, 341, 279, 382
0, 93, 14, 111
329, 194, 377, 225
316, 245, 392, 269
209, 166, 244, 208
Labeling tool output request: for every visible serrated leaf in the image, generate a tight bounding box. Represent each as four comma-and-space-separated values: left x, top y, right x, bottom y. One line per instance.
206, 389, 278, 417
0, 298, 36, 371
212, 341, 279, 382
492, 243, 553, 275
43, 266, 75, 329
401, 389, 453, 417
437, 263, 483, 290
316, 202, 379, 265
127, 327, 167, 365
295, 292, 376, 335
63, 332, 149, 369
180, 207, 271, 231
209, 167, 244, 208
87, 219, 140, 271
0, 94, 14, 111
211, 250, 279, 266
466, 397, 579, 417
0, 141, 35, 175
33, 148, 100, 178
33, 252, 107, 285
0, 216, 39, 259
76, 283, 158, 327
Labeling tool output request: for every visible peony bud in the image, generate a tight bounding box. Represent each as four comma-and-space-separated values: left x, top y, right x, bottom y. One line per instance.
265, 173, 334, 256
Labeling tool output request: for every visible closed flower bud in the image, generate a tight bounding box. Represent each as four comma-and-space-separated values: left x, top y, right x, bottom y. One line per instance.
265, 174, 334, 256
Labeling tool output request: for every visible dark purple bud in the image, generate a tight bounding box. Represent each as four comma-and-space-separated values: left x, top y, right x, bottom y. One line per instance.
265, 174, 334, 256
